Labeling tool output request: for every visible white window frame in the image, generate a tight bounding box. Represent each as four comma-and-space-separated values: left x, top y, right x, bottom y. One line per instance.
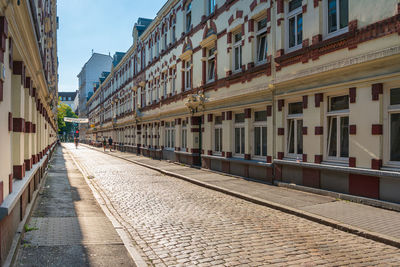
163, 26, 168, 50
384, 86, 400, 167
325, 94, 349, 162
207, 47, 216, 83
286, 101, 303, 158
233, 113, 245, 157
185, 60, 191, 90
213, 116, 223, 155
255, 17, 268, 64
252, 110, 267, 160
185, 2, 192, 33
286, 0, 303, 53
232, 32, 242, 73
171, 68, 176, 94
171, 17, 176, 43
164, 121, 175, 150
181, 121, 187, 150
324, 0, 349, 39
163, 74, 168, 98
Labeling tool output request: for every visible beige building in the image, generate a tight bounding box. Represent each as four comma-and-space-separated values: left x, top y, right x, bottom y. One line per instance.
87, 0, 400, 203
0, 0, 58, 263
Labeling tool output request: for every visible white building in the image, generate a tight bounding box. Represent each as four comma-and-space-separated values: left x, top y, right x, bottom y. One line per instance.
59, 91, 78, 111
77, 52, 112, 138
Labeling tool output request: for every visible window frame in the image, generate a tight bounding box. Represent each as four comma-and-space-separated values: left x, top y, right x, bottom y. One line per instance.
164, 121, 175, 150
185, 60, 192, 91
207, 47, 216, 83
213, 115, 223, 155
286, 0, 303, 52
255, 17, 268, 65
252, 110, 267, 160
384, 87, 400, 167
185, 2, 192, 33
181, 120, 187, 150
233, 113, 245, 157
324, 0, 349, 39
232, 31, 243, 73
286, 101, 303, 158
207, 0, 215, 16
325, 94, 350, 162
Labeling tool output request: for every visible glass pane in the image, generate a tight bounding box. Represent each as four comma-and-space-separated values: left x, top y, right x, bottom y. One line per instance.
297, 14, 303, 46
289, 0, 302, 12
289, 102, 303, 115
235, 47, 239, 70
339, 0, 348, 29
297, 120, 303, 154
288, 120, 295, 154
330, 95, 349, 111
289, 17, 295, 48
235, 113, 245, 123
390, 88, 400, 105
257, 35, 266, 62
390, 113, 400, 161
328, 117, 337, 157
258, 18, 267, 30
255, 111, 267, 121
340, 117, 349, 157
208, 60, 215, 80
235, 128, 240, 153
241, 128, 245, 154
328, 0, 337, 33
219, 129, 223, 152
234, 33, 242, 43
262, 127, 267, 156
215, 129, 219, 151
254, 127, 261, 156
215, 116, 222, 124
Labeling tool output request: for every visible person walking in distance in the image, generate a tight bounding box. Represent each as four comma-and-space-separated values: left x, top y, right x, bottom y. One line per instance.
108, 136, 113, 152
103, 138, 107, 152
74, 137, 79, 149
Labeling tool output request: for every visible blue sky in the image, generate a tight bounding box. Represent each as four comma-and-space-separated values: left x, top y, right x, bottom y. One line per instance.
57, 0, 166, 92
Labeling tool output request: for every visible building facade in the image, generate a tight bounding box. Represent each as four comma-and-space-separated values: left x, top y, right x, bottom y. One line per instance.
59, 90, 78, 111
87, 0, 400, 203
0, 0, 58, 264
77, 52, 112, 138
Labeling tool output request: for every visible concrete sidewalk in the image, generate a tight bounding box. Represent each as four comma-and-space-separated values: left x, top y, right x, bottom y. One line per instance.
13, 146, 136, 267
86, 144, 400, 248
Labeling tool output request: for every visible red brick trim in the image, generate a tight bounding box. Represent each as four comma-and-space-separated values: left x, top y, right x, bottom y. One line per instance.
13, 164, 25, 179
302, 95, 308, 109
315, 126, 323, 135
266, 156, 272, 163
226, 111, 232, 120
8, 112, 12, 131
226, 152, 232, 158
207, 114, 213, 122
349, 125, 357, 135
9, 173, 12, 193
313, 0, 321, 8
277, 152, 284, 160
244, 108, 251, 119
266, 105, 272, 117
278, 99, 284, 111
315, 93, 323, 107
349, 174, 379, 199
349, 157, 356, 167
302, 4, 307, 13
372, 83, 383, 101
302, 126, 308, 135
302, 154, 307, 162
207, 150, 212, 155
277, 0, 284, 13
349, 87, 356, 103
277, 128, 284, 136
244, 154, 251, 160
371, 124, 382, 135
371, 159, 382, 170
315, 155, 323, 164
24, 158, 32, 171
13, 118, 25, 133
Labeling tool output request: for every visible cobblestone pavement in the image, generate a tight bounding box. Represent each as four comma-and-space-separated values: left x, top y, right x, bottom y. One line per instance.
68, 144, 400, 266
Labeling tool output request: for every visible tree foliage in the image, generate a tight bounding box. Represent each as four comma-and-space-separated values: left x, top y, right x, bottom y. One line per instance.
57, 101, 78, 134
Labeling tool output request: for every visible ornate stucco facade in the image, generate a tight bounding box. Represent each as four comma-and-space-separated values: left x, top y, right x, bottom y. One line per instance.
0, 0, 58, 263
87, 0, 400, 203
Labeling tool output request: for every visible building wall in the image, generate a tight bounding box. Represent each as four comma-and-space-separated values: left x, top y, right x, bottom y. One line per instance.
87, 0, 400, 203
0, 0, 58, 264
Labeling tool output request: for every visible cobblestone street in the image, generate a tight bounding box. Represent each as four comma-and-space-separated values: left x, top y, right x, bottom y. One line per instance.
67, 144, 400, 266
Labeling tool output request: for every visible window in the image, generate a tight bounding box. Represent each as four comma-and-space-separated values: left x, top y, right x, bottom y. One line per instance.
207, 47, 216, 82
327, 0, 348, 34
287, 0, 302, 50
171, 17, 176, 43
156, 37, 160, 58
171, 68, 176, 94
214, 115, 222, 153
389, 88, 400, 162
287, 102, 303, 156
186, 2, 192, 33
181, 120, 187, 150
185, 61, 191, 90
150, 42, 153, 61
254, 111, 267, 157
234, 113, 245, 155
163, 74, 167, 98
163, 25, 168, 50
327, 95, 349, 159
207, 0, 215, 15
165, 121, 175, 149
256, 18, 268, 63
233, 32, 242, 72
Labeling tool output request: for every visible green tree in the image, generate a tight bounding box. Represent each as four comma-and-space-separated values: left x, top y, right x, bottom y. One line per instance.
57, 101, 78, 136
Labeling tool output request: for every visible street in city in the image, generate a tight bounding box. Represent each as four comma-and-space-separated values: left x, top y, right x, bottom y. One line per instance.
15, 144, 400, 266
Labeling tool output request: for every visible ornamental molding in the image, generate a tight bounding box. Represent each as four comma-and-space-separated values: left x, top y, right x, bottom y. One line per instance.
275, 45, 400, 84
